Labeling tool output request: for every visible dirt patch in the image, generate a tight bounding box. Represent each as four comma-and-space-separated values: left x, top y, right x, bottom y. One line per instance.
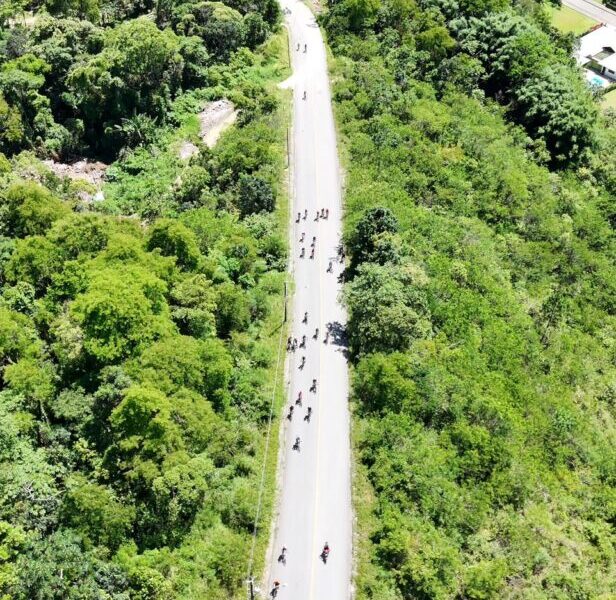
199, 99, 237, 146
42, 158, 108, 187
42, 158, 108, 202
179, 99, 238, 160
8, 12, 38, 27
178, 141, 199, 160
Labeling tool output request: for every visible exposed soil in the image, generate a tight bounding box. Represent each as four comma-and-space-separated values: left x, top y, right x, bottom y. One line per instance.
42, 158, 108, 187
178, 99, 237, 160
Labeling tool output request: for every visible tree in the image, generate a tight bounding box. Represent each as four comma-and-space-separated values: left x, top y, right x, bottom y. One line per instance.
0, 54, 59, 150
146, 219, 201, 270
175, 2, 246, 60
345, 262, 432, 356
221, 0, 280, 25
45, 0, 101, 22
236, 174, 275, 217
0, 307, 39, 368
0, 0, 27, 28
416, 25, 455, 64
342, 0, 380, 31
130, 335, 232, 404
456, 12, 553, 96
47, 213, 112, 261
0, 181, 69, 238
0, 520, 27, 594
63, 475, 134, 550
3, 358, 56, 417
244, 12, 269, 48
144, 454, 213, 545
178, 36, 211, 88
348, 206, 399, 271
70, 267, 172, 364
515, 65, 597, 164
126, 566, 173, 600
214, 281, 251, 337
13, 529, 129, 599
66, 18, 184, 151
30, 16, 103, 115
353, 352, 418, 415
170, 274, 217, 338
0, 94, 24, 154
113, 114, 160, 150
105, 385, 184, 482
4, 235, 61, 292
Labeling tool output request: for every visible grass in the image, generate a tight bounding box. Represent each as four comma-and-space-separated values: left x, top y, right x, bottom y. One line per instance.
548, 4, 598, 35
601, 87, 616, 109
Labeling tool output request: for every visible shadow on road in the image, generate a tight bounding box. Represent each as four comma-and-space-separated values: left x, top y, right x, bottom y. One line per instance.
327, 320, 348, 350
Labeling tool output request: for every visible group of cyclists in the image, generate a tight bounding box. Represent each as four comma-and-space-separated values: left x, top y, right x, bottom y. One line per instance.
271, 543, 330, 597
286, 307, 319, 452
273, 209, 340, 598
273, 196, 335, 598
295, 207, 330, 224
296, 41, 308, 101
287, 322, 334, 354
270, 29, 344, 600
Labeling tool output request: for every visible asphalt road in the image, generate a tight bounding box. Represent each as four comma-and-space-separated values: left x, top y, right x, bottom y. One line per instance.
265, 0, 352, 598
563, 0, 616, 26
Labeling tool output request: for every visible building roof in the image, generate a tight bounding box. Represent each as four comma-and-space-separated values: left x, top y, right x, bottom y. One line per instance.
600, 51, 616, 72
577, 24, 616, 66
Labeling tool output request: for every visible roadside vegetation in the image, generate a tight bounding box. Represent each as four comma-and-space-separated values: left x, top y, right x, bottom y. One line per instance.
602, 87, 616, 110
323, 0, 616, 597
0, 0, 290, 597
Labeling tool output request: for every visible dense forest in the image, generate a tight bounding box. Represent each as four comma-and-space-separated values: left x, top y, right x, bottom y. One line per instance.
0, 0, 289, 596
323, 0, 616, 597
2, 0, 616, 595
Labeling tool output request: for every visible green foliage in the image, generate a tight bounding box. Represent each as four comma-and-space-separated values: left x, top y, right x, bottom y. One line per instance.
326, 1, 616, 597
147, 219, 201, 270
66, 18, 184, 152
348, 205, 399, 270
0, 0, 278, 159
107, 385, 184, 476
0, 0, 27, 28
345, 262, 432, 356
236, 173, 275, 216
0, 181, 69, 238
175, 2, 246, 60
0, 94, 24, 153
71, 267, 172, 364
14, 530, 130, 599
0, 19, 289, 596
170, 274, 217, 338
46, 0, 101, 22
64, 475, 135, 550
456, 11, 596, 163
515, 64, 598, 163
4, 235, 61, 291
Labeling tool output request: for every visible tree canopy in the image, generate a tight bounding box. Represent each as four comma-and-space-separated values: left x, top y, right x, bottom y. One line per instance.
0, 1, 288, 593
324, 0, 616, 596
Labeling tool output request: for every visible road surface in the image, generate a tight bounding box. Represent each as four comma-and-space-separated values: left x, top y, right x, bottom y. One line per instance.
265, 0, 352, 598
563, 0, 616, 26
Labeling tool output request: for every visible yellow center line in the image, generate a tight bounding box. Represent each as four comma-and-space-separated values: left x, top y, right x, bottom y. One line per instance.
308, 61, 325, 600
